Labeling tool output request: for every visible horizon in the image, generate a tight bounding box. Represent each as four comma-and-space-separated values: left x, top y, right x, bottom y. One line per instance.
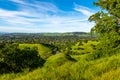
0, 0, 99, 33
0, 31, 90, 34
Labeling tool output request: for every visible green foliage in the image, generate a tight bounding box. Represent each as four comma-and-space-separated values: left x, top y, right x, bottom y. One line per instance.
1, 0, 120, 79
89, 0, 120, 58
0, 43, 45, 73
1, 52, 120, 80
0, 40, 120, 79
71, 40, 99, 55
94, 0, 120, 18
19, 44, 52, 59
17, 47, 45, 71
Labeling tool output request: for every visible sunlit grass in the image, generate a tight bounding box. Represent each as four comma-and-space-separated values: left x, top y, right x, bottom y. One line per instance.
1, 52, 120, 80
71, 40, 99, 55
19, 44, 52, 59
1, 42, 120, 80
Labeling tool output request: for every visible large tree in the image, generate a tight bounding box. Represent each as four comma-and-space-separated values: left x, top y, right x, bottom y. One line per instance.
89, 0, 120, 57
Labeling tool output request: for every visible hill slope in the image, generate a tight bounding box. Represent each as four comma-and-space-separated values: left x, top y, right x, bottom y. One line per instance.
19, 44, 52, 59
0, 51, 120, 80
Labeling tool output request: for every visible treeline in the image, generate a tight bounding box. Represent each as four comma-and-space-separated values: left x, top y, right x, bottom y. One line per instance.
0, 33, 96, 51
0, 32, 94, 43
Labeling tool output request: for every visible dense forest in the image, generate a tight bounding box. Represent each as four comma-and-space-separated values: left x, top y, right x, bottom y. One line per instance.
0, 0, 120, 80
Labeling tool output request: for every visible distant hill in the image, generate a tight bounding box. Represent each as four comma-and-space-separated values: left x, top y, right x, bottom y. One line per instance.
40, 32, 90, 36
0, 32, 8, 34
72, 32, 88, 34
0, 32, 91, 37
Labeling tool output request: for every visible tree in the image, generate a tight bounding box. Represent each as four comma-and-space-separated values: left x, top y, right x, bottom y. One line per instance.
88, 0, 120, 58
0, 43, 45, 73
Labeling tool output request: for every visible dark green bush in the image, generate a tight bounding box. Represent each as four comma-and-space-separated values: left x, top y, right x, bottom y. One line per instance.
0, 43, 45, 73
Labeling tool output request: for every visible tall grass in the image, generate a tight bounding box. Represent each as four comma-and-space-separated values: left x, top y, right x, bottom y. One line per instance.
1, 52, 120, 80
1, 42, 120, 80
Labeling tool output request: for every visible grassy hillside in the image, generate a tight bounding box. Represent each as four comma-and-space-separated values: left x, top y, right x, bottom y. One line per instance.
19, 44, 52, 59
0, 41, 120, 80
0, 52, 120, 80
71, 40, 99, 55
44, 53, 76, 67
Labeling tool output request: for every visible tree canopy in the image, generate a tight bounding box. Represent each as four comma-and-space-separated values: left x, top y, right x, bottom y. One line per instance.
89, 0, 120, 58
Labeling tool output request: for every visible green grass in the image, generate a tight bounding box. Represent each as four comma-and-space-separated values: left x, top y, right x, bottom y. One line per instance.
95, 68, 120, 80
1, 42, 120, 80
1, 52, 120, 80
71, 40, 99, 55
19, 44, 52, 59
44, 53, 76, 67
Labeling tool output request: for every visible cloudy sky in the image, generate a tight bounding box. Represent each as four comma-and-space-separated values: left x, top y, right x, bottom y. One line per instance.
0, 0, 99, 33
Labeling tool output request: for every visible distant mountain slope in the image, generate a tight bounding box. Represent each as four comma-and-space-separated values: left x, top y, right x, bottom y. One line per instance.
0, 32, 8, 34
0, 32, 91, 36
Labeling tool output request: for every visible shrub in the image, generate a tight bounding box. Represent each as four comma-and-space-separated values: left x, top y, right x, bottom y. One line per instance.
0, 43, 45, 73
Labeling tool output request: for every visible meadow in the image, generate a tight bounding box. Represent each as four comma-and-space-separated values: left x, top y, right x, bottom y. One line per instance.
0, 40, 120, 80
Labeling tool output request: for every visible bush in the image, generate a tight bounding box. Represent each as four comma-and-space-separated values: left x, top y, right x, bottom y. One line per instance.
0, 43, 45, 73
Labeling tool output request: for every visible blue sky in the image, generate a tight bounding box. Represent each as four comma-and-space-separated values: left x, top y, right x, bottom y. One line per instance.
0, 0, 99, 33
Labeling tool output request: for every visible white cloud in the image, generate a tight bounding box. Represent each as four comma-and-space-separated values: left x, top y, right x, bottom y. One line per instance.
10, 0, 61, 13
0, 1, 95, 32
74, 3, 94, 17
0, 9, 29, 17
9, 0, 26, 4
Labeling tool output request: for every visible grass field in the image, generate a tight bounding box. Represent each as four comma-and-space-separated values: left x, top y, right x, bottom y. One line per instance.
0, 52, 120, 80
0, 41, 120, 80
19, 44, 52, 59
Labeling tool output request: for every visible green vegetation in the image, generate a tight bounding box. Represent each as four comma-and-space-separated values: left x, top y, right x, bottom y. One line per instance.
19, 44, 52, 59
1, 52, 120, 80
71, 40, 99, 55
89, 0, 120, 58
0, 43, 45, 73
0, 0, 120, 80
